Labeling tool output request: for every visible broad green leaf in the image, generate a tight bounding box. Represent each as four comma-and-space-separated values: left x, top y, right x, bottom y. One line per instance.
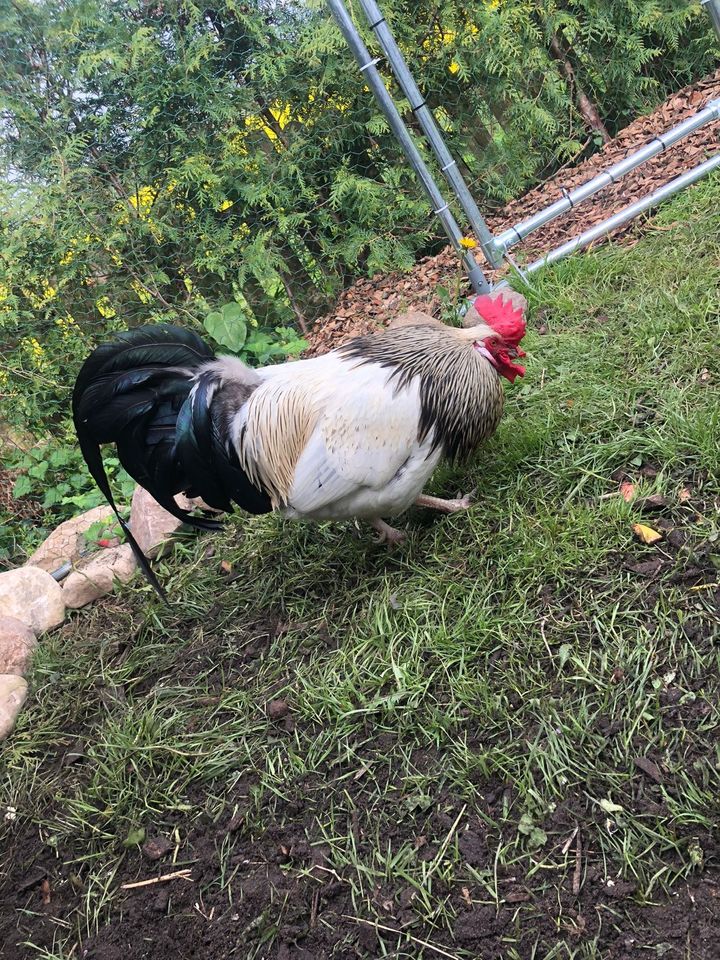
204, 304, 247, 353
12, 475, 32, 498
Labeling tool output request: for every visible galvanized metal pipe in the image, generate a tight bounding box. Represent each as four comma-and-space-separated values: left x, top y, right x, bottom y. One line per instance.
702, 0, 720, 39
356, 0, 502, 268
494, 98, 720, 255
326, 0, 490, 293
522, 152, 720, 275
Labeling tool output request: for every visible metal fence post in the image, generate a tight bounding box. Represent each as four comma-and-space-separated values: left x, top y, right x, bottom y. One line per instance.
493, 99, 720, 255
356, 0, 503, 268
516, 152, 720, 277
326, 0, 491, 294
702, 0, 720, 39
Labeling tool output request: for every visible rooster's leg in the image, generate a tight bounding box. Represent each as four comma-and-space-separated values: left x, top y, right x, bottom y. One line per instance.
370, 518, 407, 545
414, 492, 474, 514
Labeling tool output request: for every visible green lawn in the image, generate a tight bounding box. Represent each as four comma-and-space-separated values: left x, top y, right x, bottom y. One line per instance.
1, 176, 719, 960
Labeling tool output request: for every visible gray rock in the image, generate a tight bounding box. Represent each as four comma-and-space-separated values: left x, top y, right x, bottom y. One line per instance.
129, 487, 218, 558
0, 674, 28, 741
129, 486, 184, 559
0, 617, 38, 676
0, 567, 66, 635
27, 505, 116, 573
62, 544, 138, 609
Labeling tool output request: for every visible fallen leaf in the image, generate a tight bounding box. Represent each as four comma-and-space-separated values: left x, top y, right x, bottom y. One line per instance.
219, 560, 232, 574
620, 482, 636, 503
638, 493, 667, 513
678, 487, 692, 503
142, 837, 174, 861
226, 809, 247, 834
627, 558, 664, 577
633, 757, 663, 783
598, 799, 624, 814
632, 523, 662, 545
506, 888, 531, 903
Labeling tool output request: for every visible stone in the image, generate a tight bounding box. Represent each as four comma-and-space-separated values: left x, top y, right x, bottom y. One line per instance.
0, 674, 28, 741
62, 544, 138, 609
267, 698, 290, 720
26, 505, 116, 574
129, 486, 185, 559
0, 566, 66, 634
0, 617, 38, 676
129, 486, 219, 559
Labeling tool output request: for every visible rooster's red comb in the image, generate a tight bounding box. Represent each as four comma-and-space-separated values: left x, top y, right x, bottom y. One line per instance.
473, 291, 527, 346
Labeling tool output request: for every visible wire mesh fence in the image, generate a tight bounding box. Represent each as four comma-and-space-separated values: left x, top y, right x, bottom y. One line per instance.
0, 0, 718, 559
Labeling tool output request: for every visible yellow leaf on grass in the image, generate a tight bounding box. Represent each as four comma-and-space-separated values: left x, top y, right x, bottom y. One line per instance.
632, 523, 662, 545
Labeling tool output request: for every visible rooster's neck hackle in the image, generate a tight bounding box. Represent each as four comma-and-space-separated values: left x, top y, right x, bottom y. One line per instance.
338, 323, 504, 461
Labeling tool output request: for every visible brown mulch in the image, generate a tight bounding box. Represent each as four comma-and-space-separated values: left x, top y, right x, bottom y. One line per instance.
306, 69, 720, 355
0, 468, 41, 523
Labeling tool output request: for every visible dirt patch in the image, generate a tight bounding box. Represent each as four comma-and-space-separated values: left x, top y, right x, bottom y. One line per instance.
306, 69, 720, 356
2, 774, 718, 960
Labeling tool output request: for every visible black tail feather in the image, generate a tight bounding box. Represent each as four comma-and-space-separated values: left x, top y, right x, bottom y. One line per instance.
72, 323, 271, 600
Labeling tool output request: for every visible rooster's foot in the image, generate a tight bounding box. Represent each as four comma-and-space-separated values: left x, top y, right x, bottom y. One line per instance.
415, 491, 474, 514
370, 518, 407, 546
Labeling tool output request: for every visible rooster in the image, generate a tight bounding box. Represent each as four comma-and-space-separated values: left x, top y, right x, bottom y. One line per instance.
72, 290, 526, 595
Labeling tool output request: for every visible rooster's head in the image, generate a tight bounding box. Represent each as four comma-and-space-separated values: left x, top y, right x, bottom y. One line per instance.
466, 290, 527, 384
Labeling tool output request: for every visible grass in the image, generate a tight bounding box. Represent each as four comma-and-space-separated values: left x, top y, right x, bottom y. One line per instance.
1, 176, 720, 959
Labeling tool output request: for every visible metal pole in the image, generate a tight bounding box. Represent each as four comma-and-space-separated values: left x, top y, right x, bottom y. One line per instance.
494, 98, 720, 255
356, 0, 503, 268
521, 152, 720, 275
326, 0, 491, 293
702, 0, 720, 39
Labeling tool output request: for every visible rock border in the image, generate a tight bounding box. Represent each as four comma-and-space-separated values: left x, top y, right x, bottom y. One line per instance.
0, 488, 212, 741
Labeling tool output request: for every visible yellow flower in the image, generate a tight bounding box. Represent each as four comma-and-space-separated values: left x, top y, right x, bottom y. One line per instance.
460, 237, 478, 249
22, 281, 57, 308
21, 336, 48, 370
54, 314, 78, 339
130, 280, 152, 304
96, 296, 116, 319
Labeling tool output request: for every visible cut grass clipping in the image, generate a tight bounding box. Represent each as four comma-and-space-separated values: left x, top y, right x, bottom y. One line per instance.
1, 174, 719, 959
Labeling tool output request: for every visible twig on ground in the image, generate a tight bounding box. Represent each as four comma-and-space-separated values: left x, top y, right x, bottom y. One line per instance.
573, 829, 583, 896
120, 869, 193, 890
